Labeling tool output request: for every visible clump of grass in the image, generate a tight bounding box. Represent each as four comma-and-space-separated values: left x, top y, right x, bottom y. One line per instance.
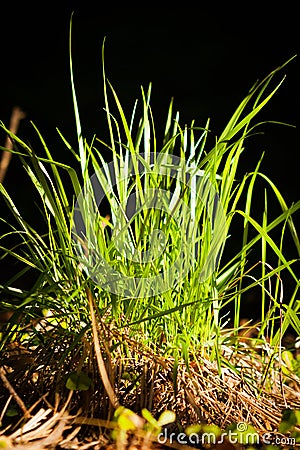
0, 25, 299, 443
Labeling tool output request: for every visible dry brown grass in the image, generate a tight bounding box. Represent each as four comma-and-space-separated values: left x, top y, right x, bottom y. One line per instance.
1, 320, 300, 450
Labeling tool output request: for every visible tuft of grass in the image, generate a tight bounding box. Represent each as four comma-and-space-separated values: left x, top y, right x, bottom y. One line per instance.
0, 26, 299, 437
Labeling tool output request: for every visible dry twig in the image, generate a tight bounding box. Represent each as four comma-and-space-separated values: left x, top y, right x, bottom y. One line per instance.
0, 366, 30, 419
0, 105, 26, 183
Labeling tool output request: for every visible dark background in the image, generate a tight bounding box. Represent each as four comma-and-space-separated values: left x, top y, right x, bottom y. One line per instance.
0, 3, 299, 304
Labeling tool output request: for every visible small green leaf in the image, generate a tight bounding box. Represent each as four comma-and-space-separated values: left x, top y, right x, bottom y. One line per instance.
142, 408, 159, 428
279, 421, 290, 433
114, 406, 144, 431
202, 423, 222, 437
66, 371, 92, 391
118, 414, 136, 431
114, 406, 125, 418
157, 410, 176, 427
279, 408, 298, 433
185, 424, 202, 435
283, 408, 297, 425
6, 406, 19, 417
0, 437, 12, 448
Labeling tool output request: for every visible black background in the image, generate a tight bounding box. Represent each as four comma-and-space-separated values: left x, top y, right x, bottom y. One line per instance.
0, 3, 299, 299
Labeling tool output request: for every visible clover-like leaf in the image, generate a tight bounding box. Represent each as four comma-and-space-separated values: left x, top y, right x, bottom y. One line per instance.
157, 410, 176, 427
66, 371, 92, 391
